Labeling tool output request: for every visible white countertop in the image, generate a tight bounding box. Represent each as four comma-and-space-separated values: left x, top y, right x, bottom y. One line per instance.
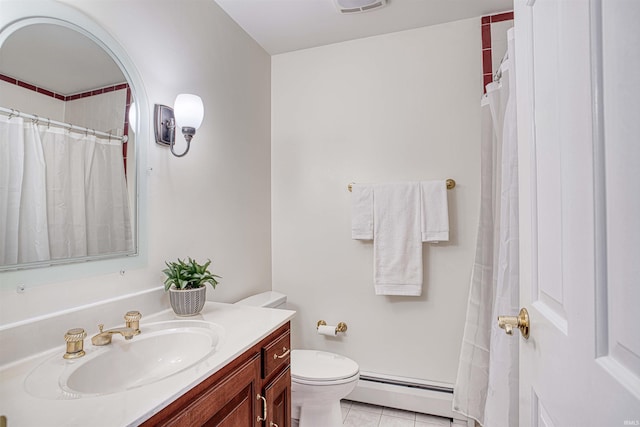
0, 302, 295, 427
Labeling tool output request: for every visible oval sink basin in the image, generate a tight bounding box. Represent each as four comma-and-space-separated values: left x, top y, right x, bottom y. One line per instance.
25, 320, 225, 399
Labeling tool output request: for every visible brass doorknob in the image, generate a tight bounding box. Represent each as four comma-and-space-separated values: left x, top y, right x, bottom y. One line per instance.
497, 308, 530, 339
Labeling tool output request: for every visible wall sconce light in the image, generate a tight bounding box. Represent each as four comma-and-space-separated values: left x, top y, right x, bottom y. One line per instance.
155, 94, 204, 157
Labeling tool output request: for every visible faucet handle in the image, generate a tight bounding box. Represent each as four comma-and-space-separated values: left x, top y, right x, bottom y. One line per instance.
98, 324, 104, 333
63, 328, 87, 359
65, 328, 87, 340
124, 311, 142, 335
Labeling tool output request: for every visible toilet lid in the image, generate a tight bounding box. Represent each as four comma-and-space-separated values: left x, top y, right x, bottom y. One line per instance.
291, 350, 359, 382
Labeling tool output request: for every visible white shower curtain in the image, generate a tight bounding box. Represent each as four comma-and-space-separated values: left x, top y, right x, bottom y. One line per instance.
40, 127, 90, 259
84, 134, 133, 256
0, 118, 132, 265
453, 28, 519, 427
0, 116, 50, 265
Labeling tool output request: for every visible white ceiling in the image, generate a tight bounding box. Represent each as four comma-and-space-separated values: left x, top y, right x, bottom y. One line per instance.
0, 24, 125, 96
0, 1, 513, 95
214, 0, 514, 55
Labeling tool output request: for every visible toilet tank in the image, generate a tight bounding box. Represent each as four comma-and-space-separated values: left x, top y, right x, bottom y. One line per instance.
235, 291, 287, 309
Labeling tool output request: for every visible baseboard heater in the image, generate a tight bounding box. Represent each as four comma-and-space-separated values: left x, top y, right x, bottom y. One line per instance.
346, 372, 471, 426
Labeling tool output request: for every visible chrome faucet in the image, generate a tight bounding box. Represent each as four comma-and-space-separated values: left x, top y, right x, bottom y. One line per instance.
91, 324, 137, 346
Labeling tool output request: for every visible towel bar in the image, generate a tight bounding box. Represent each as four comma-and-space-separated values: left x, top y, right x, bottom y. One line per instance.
348, 179, 455, 192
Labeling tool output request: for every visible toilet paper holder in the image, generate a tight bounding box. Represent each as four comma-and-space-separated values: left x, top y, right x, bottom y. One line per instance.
317, 320, 348, 334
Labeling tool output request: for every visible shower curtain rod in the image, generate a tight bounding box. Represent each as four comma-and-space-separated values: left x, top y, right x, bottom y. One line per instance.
0, 106, 128, 143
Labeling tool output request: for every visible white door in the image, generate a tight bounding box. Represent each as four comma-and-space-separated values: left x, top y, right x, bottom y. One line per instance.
514, 0, 640, 426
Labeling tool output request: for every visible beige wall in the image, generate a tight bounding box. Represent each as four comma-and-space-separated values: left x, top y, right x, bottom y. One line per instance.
0, 82, 127, 135
2, 0, 487, 387
65, 89, 127, 136
271, 18, 482, 384
0, 80, 65, 121
0, 0, 272, 325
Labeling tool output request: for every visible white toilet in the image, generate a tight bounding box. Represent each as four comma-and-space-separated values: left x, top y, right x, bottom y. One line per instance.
235, 291, 359, 427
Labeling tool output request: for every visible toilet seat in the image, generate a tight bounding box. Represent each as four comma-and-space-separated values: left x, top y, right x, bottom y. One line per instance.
291, 350, 359, 385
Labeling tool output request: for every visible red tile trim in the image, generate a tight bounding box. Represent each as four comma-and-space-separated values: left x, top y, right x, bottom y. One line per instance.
37, 88, 55, 98
67, 84, 128, 100
122, 86, 132, 177
0, 73, 129, 102
482, 49, 493, 74
481, 24, 492, 49
17, 80, 37, 92
2, 71, 131, 175
483, 74, 493, 89
480, 11, 514, 93
491, 12, 514, 23
0, 74, 16, 85
124, 87, 131, 138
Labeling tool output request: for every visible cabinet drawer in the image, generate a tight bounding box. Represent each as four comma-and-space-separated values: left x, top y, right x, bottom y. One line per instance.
262, 331, 290, 379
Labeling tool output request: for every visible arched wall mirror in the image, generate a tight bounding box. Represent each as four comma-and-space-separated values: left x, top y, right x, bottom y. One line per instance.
0, 3, 149, 283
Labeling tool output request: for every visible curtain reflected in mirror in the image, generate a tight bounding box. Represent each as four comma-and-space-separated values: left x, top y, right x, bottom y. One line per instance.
0, 23, 136, 269
0, 117, 132, 264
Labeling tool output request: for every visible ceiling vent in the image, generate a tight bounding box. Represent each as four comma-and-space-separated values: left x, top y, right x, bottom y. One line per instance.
333, 0, 388, 14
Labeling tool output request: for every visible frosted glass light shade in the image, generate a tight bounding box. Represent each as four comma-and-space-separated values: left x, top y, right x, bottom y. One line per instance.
174, 94, 204, 130
128, 101, 137, 132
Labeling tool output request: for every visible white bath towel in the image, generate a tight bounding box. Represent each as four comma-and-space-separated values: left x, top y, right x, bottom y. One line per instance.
420, 181, 449, 243
351, 183, 373, 240
373, 182, 423, 296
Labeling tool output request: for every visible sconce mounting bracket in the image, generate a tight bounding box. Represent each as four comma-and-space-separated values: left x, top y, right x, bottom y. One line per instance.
154, 104, 175, 146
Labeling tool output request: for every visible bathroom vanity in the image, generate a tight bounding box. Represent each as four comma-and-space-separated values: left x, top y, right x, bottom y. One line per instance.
0, 302, 295, 426
142, 322, 291, 426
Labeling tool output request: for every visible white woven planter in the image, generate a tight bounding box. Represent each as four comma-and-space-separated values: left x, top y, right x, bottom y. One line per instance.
168, 286, 206, 316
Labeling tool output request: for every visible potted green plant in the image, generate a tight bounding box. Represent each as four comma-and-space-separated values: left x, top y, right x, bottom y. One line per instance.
163, 258, 221, 316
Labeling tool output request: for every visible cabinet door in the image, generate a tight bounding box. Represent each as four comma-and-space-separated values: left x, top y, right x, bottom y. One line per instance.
263, 367, 291, 427
164, 355, 261, 427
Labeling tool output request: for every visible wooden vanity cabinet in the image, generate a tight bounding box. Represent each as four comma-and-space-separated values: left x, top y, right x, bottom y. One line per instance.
141, 322, 291, 427
261, 328, 291, 427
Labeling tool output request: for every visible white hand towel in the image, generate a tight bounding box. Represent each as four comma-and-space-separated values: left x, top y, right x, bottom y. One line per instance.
373, 182, 423, 296
351, 183, 373, 240
420, 180, 449, 243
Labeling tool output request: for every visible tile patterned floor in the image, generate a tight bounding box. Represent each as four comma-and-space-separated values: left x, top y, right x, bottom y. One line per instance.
341, 400, 453, 427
